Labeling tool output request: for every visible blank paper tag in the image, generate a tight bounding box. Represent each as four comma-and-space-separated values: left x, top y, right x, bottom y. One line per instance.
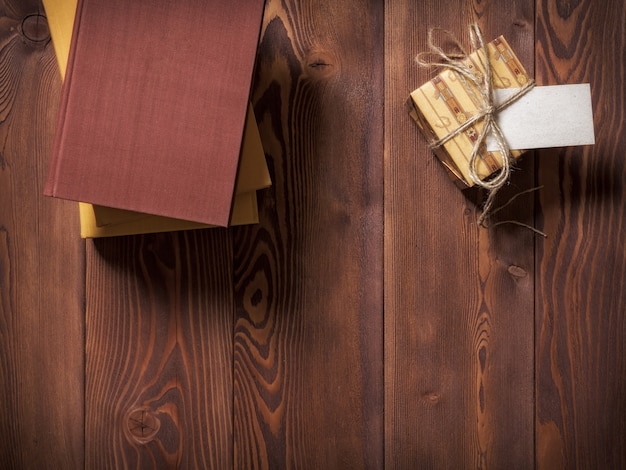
486, 84, 595, 151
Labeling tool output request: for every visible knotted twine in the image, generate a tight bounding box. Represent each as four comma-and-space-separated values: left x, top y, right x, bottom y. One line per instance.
415, 24, 536, 229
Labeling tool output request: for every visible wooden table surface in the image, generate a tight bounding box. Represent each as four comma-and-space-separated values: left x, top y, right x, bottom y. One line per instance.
1, 0, 625, 468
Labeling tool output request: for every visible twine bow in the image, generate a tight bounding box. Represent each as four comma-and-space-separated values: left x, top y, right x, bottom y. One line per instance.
416, 24, 536, 227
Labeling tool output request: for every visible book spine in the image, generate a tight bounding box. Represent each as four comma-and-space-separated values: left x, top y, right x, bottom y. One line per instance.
43, 0, 84, 197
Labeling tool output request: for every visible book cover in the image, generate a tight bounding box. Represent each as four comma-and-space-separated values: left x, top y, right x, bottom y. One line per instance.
44, 0, 266, 227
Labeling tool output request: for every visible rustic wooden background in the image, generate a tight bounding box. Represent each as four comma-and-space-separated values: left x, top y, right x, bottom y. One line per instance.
1, 0, 624, 468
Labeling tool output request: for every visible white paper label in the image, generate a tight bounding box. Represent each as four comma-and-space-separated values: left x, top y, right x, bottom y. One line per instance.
486, 84, 595, 151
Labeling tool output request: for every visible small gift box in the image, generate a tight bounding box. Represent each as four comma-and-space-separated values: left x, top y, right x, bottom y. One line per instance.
406, 32, 531, 188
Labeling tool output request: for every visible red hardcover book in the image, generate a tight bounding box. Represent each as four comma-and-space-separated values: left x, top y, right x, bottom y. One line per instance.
45, 0, 266, 227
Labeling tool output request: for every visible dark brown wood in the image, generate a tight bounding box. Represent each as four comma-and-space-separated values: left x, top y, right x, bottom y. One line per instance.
3, 1, 626, 468
384, 0, 536, 467
535, 1, 626, 468
85, 231, 235, 468
0, 1, 84, 468
232, 0, 385, 467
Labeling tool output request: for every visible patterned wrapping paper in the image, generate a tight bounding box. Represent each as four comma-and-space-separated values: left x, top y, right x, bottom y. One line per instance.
406, 36, 530, 188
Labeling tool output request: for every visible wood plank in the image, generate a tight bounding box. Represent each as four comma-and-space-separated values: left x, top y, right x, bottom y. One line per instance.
232, 0, 385, 467
8, 3, 625, 468
535, 0, 626, 467
384, 0, 536, 467
85, 231, 234, 467
0, 1, 85, 467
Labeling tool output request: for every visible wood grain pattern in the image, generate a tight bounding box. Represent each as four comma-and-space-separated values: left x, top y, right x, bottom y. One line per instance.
232, 0, 384, 467
0, 2, 84, 468
535, 0, 626, 467
384, 0, 536, 467
2, 0, 626, 468
85, 231, 235, 468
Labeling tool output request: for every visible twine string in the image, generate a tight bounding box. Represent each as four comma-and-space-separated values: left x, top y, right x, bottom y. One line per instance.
416, 24, 536, 228
489, 186, 547, 237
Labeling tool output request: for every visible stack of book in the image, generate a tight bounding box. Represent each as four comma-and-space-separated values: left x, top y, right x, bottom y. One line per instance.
43, 0, 270, 237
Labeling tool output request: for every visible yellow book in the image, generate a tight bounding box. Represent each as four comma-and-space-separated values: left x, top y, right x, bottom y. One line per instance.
44, 0, 271, 237
79, 191, 259, 238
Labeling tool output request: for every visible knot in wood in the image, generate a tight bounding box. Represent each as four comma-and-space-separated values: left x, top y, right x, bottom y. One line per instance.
20, 14, 50, 44
125, 407, 160, 444
420, 391, 441, 408
507, 264, 528, 278
305, 48, 337, 80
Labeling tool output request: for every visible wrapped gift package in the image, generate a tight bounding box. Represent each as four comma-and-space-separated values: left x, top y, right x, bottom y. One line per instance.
406, 35, 530, 188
